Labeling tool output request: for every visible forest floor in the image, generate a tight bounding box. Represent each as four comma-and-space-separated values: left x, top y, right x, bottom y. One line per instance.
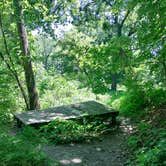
43, 118, 134, 166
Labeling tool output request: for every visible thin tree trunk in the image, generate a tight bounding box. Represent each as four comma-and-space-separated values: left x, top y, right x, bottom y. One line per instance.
0, 52, 30, 109
0, 14, 29, 110
111, 73, 117, 91
161, 59, 166, 85
44, 55, 49, 70
13, 0, 40, 110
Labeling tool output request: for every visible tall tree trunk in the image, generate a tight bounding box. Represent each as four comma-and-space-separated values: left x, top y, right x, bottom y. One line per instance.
111, 74, 117, 91
44, 55, 49, 70
110, 12, 129, 91
111, 16, 119, 91
13, 0, 40, 110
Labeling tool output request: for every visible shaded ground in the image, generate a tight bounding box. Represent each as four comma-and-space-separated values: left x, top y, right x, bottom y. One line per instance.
43, 118, 134, 166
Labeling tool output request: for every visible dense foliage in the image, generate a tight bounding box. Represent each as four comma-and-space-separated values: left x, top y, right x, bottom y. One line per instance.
0, 132, 56, 166
0, 0, 165, 165
108, 88, 166, 165
39, 118, 109, 144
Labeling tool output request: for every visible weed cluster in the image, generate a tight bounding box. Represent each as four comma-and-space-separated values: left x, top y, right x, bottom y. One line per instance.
39, 118, 109, 144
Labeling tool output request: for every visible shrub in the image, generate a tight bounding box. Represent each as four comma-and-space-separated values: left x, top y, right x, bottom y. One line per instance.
127, 122, 166, 166
108, 87, 166, 166
127, 136, 139, 150
146, 88, 166, 108
109, 89, 147, 118
109, 87, 166, 119
137, 142, 166, 166
39, 119, 108, 144
0, 133, 55, 166
18, 126, 47, 144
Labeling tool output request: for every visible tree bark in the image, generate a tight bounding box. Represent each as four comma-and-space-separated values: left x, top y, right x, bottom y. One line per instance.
111, 73, 117, 91
13, 0, 40, 110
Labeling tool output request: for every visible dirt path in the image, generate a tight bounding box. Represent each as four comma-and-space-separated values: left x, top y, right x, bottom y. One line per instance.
43, 118, 134, 166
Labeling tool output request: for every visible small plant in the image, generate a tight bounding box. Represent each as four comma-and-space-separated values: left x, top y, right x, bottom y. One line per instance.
18, 126, 47, 144
136, 139, 166, 166
39, 119, 109, 144
127, 136, 139, 150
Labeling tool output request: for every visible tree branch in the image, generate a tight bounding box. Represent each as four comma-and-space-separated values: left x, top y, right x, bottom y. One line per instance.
120, 10, 130, 29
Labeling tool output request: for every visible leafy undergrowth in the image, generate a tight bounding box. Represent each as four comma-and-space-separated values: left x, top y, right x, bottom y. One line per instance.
108, 88, 166, 166
0, 116, 113, 166
127, 109, 166, 166
39, 118, 110, 145
0, 132, 57, 166
13, 117, 111, 146
0, 105, 113, 164
109, 88, 166, 119
0, 118, 56, 166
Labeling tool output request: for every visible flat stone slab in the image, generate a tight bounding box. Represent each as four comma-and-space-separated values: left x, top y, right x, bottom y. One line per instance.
14, 101, 118, 125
